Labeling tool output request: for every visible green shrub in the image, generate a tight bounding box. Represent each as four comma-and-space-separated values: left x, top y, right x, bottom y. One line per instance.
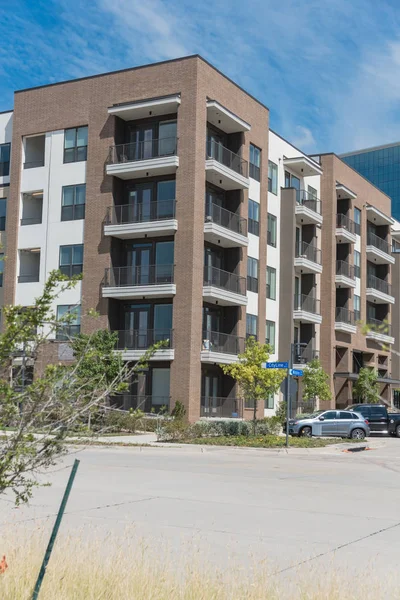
256, 416, 282, 435
171, 400, 186, 420
104, 408, 144, 433
156, 419, 190, 441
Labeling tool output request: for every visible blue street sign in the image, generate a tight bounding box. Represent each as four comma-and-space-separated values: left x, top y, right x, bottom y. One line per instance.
264, 361, 289, 369
290, 368, 304, 377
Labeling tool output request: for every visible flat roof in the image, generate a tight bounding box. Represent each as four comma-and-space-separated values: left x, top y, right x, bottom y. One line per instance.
14, 55, 269, 112
340, 140, 400, 158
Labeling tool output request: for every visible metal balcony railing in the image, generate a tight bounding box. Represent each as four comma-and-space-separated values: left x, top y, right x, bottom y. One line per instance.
108, 137, 177, 164
203, 266, 246, 296
336, 260, 355, 279
336, 213, 356, 234
293, 345, 319, 365
106, 200, 176, 225
367, 231, 391, 255
206, 139, 248, 177
110, 395, 170, 412
18, 274, 40, 283
335, 307, 355, 325
205, 202, 247, 236
296, 189, 321, 214
367, 318, 392, 337
201, 330, 245, 355
20, 216, 42, 226
104, 265, 174, 287
200, 396, 243, 418
114, 329, 173, 350
23, 160, 45, 169
294, 294, 321, 315
295, 241, 322, 264
367, 274, 392, 296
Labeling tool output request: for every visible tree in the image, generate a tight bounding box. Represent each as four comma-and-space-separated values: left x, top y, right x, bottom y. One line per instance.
353, 367, 380, 404
0, 271, 163, 504
220, 337, 286, 434
302, 358, 332, 407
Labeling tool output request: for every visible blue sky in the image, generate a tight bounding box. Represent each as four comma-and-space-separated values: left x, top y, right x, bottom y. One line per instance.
2, 0, 400, 153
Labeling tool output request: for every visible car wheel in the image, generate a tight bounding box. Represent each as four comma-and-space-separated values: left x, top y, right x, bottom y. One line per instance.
351, 428, 366, 440
300, 426, 312, 438
396, 425, 400, 439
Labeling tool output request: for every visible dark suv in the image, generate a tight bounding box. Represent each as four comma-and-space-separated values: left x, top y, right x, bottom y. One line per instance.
347, 404, 400, 436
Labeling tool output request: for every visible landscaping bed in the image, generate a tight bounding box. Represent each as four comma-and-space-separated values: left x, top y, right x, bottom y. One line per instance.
177, 435, 355, 448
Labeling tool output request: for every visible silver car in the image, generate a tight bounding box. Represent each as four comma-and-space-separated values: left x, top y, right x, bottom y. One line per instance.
287, 410, 370, 439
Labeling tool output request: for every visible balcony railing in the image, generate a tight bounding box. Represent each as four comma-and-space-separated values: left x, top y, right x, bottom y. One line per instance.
18, 274, 40, 283
295, 241, 321, 264
200, 396, 243, 418
106, 200, 176, 225
294, 294, 321, 315
336, 260, 355, 279
104, 265, 174, 287
367, 274, 392, 296
296, 190, 321, 214
206, 139, 248, 178
335, 307, 355, 325
204, 266, 246, 296
23, 160, 45, 169
336, 213, 356, 234
110, 395, 170, 412
202, 330, 245, 355
293, 345, 319, 365
205, 202, 247, 236
367, 318, 392, 337
20, 216, 42, 226
108, 137, 177, 164
367, 231, 391, 255
114, 329, 173, 350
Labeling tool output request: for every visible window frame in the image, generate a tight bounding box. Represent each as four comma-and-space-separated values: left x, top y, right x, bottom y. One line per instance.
265, 320, 275, 352
248, 199, 260, 236
56, 304, 81, 341
247, 257, 259, 293
63, 126, 88, 164
266, 266, 276, 300
0, 143, 10, 177
59, 244, 84, 278
246, 313, 258, 339
354, 250, 361, 278
268, 161, 278, 194
61, 184, 86, 221
249, 144, 261, 181
267, 214, 277, 247
354, 207, 361, 235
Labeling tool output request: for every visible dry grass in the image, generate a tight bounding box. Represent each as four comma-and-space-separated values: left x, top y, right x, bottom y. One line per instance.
0, 528, 398, 599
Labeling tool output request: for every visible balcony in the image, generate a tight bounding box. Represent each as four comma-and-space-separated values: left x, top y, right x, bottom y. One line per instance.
203, 266, 247, 307
366, 205, 394, 226
294, 241, 322, 274
110, 395, 171, 412
18, 249, 40, 283
335, 260, 356, 288
104, 200, 177, 239
200, 396, 243, 419
283, 156, 322, 177
24, 135, 45, 170
293, 294, 322, 324
366, 231, 395, 265
106, 138, 178, 180
204, 203, 248, 248
335, 307, 357, 334
295, 190, 323, 225
108, 94, 181, 121
114, 329, 174, 361
201, 330, 245, 364
292, 346, 319, 370
102, 265, 176, 299
365, 318, 395, 345
336, 214, 357, 244
366, 275, 395, 305
205, 140, 249, 191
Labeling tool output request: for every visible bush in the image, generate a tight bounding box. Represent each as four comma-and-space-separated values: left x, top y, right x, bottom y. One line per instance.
156, 417, 282, 442
103, 408, 144, 433
156, 419, 190, 441
171, 400, 186, 420
256, 416, 282, 435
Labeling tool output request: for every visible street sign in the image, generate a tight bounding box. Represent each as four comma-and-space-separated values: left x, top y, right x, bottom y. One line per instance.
290, 368, 304, 377
264, 361, 289, 369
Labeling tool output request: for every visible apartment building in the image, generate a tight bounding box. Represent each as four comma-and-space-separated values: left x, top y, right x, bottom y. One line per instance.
0, 110, 12, 317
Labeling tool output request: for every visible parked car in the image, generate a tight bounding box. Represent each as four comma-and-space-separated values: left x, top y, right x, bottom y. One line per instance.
286, 410, 370, 439
346, 404, 400, 436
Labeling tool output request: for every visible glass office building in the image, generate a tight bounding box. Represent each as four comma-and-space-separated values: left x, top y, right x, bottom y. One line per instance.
341, 142, 400, 220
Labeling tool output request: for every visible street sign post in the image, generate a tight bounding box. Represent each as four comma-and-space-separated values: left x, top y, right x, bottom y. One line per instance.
290, 368, 304, 377
264, 362, 289, 369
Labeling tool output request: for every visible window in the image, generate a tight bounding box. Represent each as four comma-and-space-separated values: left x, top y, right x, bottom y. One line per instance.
339, 411, 352, 419
248, 199, 260, 236
56, 305, 81, 340
354, 250, 361, 278
61, 185, 86, 221
265, 394, 274, 410
59, 244, 84, 277
322, 411, 337, 420
284, 171, 291, 188
0, 143, 10, 177
267, 214, 277, 247
249, 144, 261, 181
0, 253, 4, 287
246, 313, 258, 339
247, 257, 259, 292
265, 320, 275, 352
354, 207, 361, 235
268, 161, 278, 194
64, 126, 88, 163
0, 198, 6, 231
354, 294, 361, 322
266, 266, 276, 300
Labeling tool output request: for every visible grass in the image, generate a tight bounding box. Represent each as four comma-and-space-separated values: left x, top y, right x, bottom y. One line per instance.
179, 435, 359, 448
0, 529, 395, 599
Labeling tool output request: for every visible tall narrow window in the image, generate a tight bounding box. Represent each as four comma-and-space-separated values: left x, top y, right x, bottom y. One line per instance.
354, 295, 361, 322
64, 126, 88, 163
247, 257, 259, 293
265, 320, 275, 352
268, 161, 278, 194
59, 244, 84, 277
354, 207, 361, 235
249, 144, 261, 181
0, 143, 10, 176
266, 266, 276, 300
267, 214, 277, 247
56, 305, 81, 340
265, 394, 274, 410
246, 314, 258, 339
354, 250, 361, 278
0, 198, 6, 231
0, 253, 4, 287
248, 199, 260, 236
61, 184, 86, 221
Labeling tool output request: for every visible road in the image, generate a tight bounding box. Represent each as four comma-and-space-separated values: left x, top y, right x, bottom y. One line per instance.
2, 440, 400, 577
